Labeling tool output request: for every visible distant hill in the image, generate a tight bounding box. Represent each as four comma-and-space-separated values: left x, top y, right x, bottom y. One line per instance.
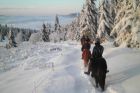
60, 13, 80, 18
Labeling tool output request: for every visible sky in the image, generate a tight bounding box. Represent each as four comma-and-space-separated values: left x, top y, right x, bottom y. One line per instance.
0, 0, 85, 16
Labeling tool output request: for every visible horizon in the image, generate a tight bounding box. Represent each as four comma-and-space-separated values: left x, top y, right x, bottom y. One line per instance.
0, 0, 85, 16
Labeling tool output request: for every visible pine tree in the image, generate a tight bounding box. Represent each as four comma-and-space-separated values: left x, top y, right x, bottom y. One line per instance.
42, 23, 50, 42
0, 33, 2, 42
2, 25, 9, 41
110, 0, 117, 23
66, 22, 75, 40
110, 0, 140, 48
8, 29, 17, 47
54, 15, 60, 31
54, 15, 61, 41
133, 0, 140, 11
29, 31, 43, 44
80, 0, 97, 40
0, 24, 2, 41
74, 15, 81, 40
65, 14, 81, 41
15, 30, 23, 44
97, 0, 113, 41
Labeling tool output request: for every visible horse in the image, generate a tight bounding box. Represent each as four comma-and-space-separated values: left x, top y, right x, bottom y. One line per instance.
90, 57, 108, 91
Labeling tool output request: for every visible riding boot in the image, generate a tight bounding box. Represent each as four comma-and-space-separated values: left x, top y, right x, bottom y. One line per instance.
84, 65, 90, 75
84, 72, 90, 75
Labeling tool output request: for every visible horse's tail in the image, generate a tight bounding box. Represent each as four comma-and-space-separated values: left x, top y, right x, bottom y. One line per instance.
98, 68, 106, 91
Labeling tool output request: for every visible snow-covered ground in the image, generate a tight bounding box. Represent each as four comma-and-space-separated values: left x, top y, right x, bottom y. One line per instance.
0, 41, 140, 93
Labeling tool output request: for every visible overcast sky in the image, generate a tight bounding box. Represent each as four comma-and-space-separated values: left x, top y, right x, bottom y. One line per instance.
0, 0, 85, 16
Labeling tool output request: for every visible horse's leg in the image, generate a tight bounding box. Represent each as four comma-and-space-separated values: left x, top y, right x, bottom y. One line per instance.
91, 68, 95, 78
92, 70, 99, 88
94, 74, 99, 88
99, 73, 106, 91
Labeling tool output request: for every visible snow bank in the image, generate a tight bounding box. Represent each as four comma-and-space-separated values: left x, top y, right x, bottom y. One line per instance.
29, 32, 43, 44
102, 42, 140, 93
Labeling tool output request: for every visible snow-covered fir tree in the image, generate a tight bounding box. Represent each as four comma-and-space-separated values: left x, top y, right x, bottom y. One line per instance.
0, 33, 1, 42
55, 15, 62, 41
54, 15, 61, 32
0, 24, 2, 41
15, 30, 24, 44
110, 0, 117, 23
63, 27, 68, 41
29, 31, 43, 44
51, 15, 62, 42
42, 23, 50, 42
66, 22, 75, 40
7, 29, 17, 48
80, 0, 97, 40
21, 30, 31, 41
73, 15, 81, 40
61, 27, 67, 41
66, 15, 80, 41
97, 0, 113, 41
0, 25, 9, 41
0, 24, 36, 44
110, 0, 140, 48
133, 0, 140, 11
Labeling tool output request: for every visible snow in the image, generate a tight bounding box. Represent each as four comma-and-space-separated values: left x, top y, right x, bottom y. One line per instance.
49, 32, 60, 42
110, 0, 140, 48
79, 0, 97, 39
15, 31, 23, 44
97, 0, 113, 40
122, 75, 140, 93
29, 32, 43, 44
0, 41, 140, 93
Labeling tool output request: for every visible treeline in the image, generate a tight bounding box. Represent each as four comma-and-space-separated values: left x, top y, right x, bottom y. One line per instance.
0, 24, 38, 48
66, 0, 140, 48
1, 0, 140, 49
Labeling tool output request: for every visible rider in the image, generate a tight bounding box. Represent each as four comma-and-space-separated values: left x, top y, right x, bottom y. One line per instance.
82, 37, 91, 68
92, 38, 104, 58
84, 38, 105, 75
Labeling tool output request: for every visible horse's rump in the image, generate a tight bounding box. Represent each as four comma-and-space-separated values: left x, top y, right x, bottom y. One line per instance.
91, 57, 107, 91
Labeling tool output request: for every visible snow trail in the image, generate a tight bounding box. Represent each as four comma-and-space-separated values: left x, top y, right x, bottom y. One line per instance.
0, 42, 95, 93
41, 43, 94, 93
0, 42, 140, 93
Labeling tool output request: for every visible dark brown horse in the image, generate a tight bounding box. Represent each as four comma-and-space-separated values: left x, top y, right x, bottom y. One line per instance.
90, 57, 108, 91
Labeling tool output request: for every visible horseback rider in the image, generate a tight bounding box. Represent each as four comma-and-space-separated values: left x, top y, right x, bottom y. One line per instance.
84, 38, 109, 91
81, 36, 91, 68
84, 38, 107, 75
92, 38, 104, 58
